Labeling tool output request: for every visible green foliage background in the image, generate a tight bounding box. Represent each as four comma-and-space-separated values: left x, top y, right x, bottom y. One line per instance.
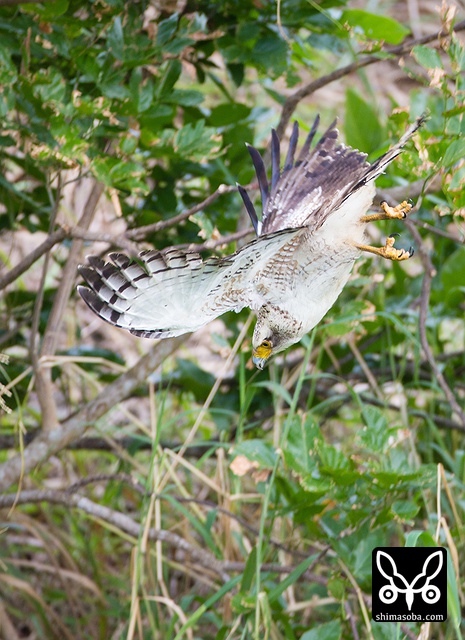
0, 1, 464, 638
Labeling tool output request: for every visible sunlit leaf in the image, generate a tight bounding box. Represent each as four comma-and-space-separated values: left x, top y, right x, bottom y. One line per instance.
341, 9, 410, 44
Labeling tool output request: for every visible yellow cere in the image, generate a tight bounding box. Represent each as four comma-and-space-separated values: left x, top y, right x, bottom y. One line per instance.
253, 342, 272, 360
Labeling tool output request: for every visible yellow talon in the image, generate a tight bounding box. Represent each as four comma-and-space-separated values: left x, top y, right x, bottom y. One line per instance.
361, 200, 412, 223
356, 234, 414, 262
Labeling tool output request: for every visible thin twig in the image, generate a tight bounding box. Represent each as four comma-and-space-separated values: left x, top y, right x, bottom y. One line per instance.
0, 489, 230, 581
172, 228, 254, 252
1, 484, 331, 584
67, 225, 141, 256
276, 19, 465, 137
405, 219, 465, 427
40, 181, 105, 358
0, 228, 67, 290
32, 182, 105, 433
61, 474, 314, 560
159, 315, 254, 492
411, 219, 464, 243
126, 184, 238, 241
30, 175, 63, 434
344, 600, 361, 640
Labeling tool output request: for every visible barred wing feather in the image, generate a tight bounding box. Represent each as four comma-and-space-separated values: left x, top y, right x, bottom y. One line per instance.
78, 228, 301, 338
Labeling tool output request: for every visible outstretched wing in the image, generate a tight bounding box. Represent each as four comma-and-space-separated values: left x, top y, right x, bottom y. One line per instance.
78, 228, 301, 338
238, 115, 425, 236
79, 117, 425, 339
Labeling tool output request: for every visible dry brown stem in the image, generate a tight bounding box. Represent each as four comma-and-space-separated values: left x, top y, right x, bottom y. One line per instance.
0, 336, 185, 491
0, 489, 230, 581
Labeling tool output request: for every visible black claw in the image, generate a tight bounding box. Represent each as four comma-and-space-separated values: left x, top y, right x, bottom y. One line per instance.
407, 198, 414, 205
389, 233, 401, 238
380, 200, 387, 206
409, 246, 415, 257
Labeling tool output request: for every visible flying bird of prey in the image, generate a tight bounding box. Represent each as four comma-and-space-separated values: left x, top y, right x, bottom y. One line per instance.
78, 115, 424, 369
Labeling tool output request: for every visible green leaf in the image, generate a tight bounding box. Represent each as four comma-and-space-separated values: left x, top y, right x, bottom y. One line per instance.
283, 415, 320, 474
301, 620, 341, 640
167, 89, 204, 107
341, 9, 410, 45
157, 60, 182, 98
209, 103, 251, 126
412, 44, 443, 69
344, 89, 383, 153
107, 16, 124, 61
252, 35, 288, 75
0, 44, 18, 84
358, 405, 391, 451
324, 299, 368, 337
441, 246, 465, 306
405, 530, 437, 547
445, 550, 462, 633
227, 63, 244, 87
173, 576, 242, 640
300, 475, 332, 494
319, 443, 352, 472
391, 500, 419, 520
440, 139, 465, 167
157, 14, 179, 46
253, 380, 293, 407
34, 68, 66, 104
267, 555, 318, 603
327, 577, 345, 601
30, 0, 69, 19
175, 359, 215, 403
240, 547, 256, 592
231, 439, 278, 469
173, 120, 220, 160
137, 78, 154, 113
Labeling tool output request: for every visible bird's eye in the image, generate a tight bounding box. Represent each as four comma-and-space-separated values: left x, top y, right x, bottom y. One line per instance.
261, 339, 272, 348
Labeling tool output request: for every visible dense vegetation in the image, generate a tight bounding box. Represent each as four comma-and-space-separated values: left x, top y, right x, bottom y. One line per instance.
1, 0, 464, 638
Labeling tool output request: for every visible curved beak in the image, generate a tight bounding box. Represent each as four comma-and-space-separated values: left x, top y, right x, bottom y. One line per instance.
252, 344, 272, 370
252, 355, 268, 370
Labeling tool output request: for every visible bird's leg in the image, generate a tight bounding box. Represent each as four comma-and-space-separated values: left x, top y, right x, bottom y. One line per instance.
360, 200, 412, 223
355, 234, 413, 261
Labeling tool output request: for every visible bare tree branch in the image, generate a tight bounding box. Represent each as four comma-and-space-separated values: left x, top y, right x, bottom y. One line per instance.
30, 182, 105, 433
0, 336, 185, 492
30, 176, 63, 434
40, 181, 105, 358
0, 228, 67, 291
0, 489, 230, 581
68, 225, 141, 256
174, 228, 254, 252
0, 487, 332, 585
411, 219, 464, 244
276, 19, 465, 137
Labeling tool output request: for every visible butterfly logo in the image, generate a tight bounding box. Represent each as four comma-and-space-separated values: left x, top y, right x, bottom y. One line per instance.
376, 550, 443, 611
